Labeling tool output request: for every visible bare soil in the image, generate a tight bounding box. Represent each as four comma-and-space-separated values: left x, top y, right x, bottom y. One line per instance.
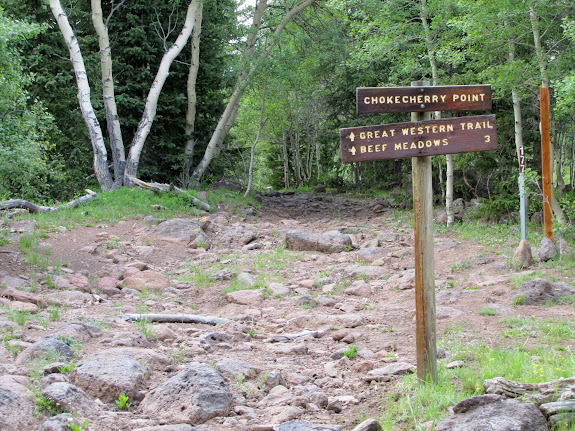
0, 192, 573, 430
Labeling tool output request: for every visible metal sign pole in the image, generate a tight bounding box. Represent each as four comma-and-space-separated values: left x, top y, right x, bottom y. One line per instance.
519, 146, 526, 241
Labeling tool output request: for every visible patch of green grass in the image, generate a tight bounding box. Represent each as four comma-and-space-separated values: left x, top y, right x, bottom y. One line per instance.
500, 316, 575, 344
47, 307, 61, 321
378, 323, 575, 430
31, 387, 63, 417
133, 317, 155, 340
343, 344, 357, 359
177, 267, 215, 289
11, 188, 204, 231
509, 271, 547, 290
477, 306, 498, 316
5, 308, 31, 326
451, 260, 472, 272
510, 294, 527, 306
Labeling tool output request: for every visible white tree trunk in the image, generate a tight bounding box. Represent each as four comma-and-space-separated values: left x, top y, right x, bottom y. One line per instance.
421, 0, 453, 225
91, 0, 125, 189
124, 0, 201, 186
245, 82, 267, 197
190, 0, 317, 186
183, 0, 203, 188
50, 0, 114, 192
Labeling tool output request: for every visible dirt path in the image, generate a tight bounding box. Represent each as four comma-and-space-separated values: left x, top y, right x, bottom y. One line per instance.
0, 192, 573, 430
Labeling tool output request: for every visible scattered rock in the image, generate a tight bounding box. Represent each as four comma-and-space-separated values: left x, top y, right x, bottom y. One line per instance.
539, 237, 558, 262
226, 289, 264, 305
351, 419, 382, 431
285, 230, 352, 254
139, 362, 232, 424
510, 278, 575, 306
277, 421, 343, 431
53, 274, 91, 292
16, 336, 74, 364
38, 413, 75, 431
119, 270, 169, 292
0, 286, 47, 308
71, 355, 148, 403
512, 240, 533, 269
41, 382, 99, 416
0, 387, 34, 430
434, 394, 548, 431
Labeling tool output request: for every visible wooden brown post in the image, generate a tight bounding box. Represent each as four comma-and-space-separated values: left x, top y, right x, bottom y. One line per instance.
540, 87, 554, 241
411, 81, 437, 383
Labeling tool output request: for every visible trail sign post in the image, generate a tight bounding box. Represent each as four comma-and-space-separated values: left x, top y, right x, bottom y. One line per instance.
340, 82, 496, 383
540, 87, 553, 241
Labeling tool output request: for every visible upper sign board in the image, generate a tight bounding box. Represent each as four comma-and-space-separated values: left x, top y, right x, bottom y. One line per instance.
340, 114, 497, 163
357, 85, 492, 114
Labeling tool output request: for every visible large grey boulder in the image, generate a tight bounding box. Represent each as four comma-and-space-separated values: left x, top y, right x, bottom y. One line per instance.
16, 336, 74, 365
510, 278, 575, 306
139, 362, 232, 424
71, 354, 148, 403
146, 218, 210, 249
41, 382, 99, 416
285, 230, 352, 253
277, 421, 343, 431
434, 394, 549, 431
0, 387, 35, 430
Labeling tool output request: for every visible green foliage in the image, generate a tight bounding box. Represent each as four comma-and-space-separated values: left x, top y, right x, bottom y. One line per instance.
115, 392, 131, 410
0, 7, 62, 201
378, 319, 575, 429
477, 306, 498, 316
343, 344, 358, 359
67, 415, 89, 431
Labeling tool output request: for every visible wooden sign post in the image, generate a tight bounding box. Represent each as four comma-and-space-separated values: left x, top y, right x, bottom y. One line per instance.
540, 88, 554, 241
340, 82, 496, 383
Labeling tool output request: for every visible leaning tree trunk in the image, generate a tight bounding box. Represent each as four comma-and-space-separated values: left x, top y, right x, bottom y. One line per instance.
190, 0, 317, 187
50, 0, 114, 192
91, 0, 125, 189
183, 0, 203, 188
124, 0, 201, 187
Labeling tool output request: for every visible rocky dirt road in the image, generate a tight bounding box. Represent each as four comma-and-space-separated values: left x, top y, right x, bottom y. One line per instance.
0, 191, 573, 430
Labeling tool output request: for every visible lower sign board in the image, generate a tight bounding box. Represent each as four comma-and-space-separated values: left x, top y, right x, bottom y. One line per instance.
339, 114, 497, 163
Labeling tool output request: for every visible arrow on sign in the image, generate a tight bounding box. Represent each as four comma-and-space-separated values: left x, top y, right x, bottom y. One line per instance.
348, 146, 356, 156
349, 132, 355, 142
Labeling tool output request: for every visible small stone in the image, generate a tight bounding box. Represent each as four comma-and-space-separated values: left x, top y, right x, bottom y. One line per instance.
512, 240, 533, 269
446, 361, 465, 369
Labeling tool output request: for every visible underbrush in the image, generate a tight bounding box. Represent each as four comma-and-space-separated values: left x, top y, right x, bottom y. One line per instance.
5, 187, 257, 232
377, 319, 575, 430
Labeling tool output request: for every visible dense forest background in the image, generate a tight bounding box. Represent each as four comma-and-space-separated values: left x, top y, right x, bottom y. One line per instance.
1, 0, 574, 222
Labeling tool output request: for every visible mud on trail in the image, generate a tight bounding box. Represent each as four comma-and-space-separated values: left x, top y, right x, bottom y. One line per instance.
0, 191, 573, 430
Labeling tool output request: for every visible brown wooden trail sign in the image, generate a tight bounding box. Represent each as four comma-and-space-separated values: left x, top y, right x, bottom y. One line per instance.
357, 84, 492, 114
340, 114, 497, 163
340, 82, 498, 384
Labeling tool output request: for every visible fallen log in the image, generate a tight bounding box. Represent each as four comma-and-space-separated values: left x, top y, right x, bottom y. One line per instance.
120, 313, 229, 326
126, 175, 210, 212
0, 190, 98, 213
484, 376, 575, 406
